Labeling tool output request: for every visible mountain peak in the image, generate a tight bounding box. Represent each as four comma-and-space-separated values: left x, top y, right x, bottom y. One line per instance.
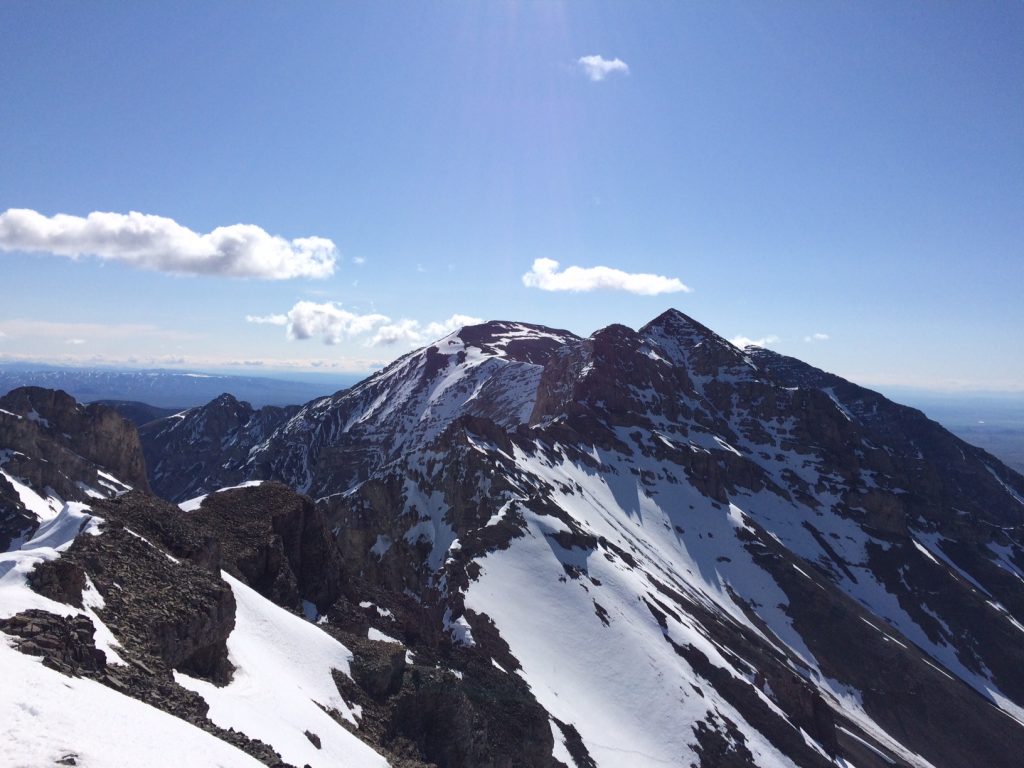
454, 320, 579, 365
641, 308, 721, 342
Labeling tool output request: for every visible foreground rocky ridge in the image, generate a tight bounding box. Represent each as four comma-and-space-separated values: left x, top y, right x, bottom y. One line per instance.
4, 310, 1024, 767
0, 386, 149, 550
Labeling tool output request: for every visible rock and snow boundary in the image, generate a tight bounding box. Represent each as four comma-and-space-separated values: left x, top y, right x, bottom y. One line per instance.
0, 496, 388, 768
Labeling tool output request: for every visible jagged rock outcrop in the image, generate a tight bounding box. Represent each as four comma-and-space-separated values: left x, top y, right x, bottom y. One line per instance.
140, 394, 298, 502
0, 386, 149, 549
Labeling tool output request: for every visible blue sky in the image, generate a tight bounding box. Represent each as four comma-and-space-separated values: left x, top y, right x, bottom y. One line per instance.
0, 2, 1021, 390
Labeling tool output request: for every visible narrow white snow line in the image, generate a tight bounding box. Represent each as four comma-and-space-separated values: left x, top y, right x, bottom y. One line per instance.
857, 616, 907, 649
123, 528, 180, 563
921, 657, 955, 682
81, 575, 126, 665
217, 480, 266, 492
175, 573, 387, 768
985, 464, 1024, 507
823, 388, 853, 422
178, 481, 267, 512
912, 539, 940, 566
915, 533, 992, 596
837, 726, 896, 765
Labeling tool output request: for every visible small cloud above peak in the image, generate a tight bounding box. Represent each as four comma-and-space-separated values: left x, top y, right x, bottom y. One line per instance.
522, 258, 690, 296
804, 332, 830, 342
577, 54, 629, 82
730, 334, 779, 349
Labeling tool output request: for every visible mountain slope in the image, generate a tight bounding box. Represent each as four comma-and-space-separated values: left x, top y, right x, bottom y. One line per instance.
17, 310, 1024, 767
323, 311, 1024, 767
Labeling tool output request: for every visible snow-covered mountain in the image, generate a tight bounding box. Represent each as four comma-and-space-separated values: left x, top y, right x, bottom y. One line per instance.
4, 310, 1024, 767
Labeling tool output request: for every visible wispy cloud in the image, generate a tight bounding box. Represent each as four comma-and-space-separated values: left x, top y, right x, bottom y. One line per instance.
577, 55, 629, 82
730, 335, 779, 349
0, 208, 337, 279
0, 318, 196, 342
0, 350, 387, 373
65, 338, 86, 345
247, 301, 482, 348
522, 258, 690, 296
244, 313, 289, 326
804, 332, 829, 342
370, 314, 483, 347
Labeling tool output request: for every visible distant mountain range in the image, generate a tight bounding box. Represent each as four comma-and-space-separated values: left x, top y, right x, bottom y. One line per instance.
0, 365, 354, 408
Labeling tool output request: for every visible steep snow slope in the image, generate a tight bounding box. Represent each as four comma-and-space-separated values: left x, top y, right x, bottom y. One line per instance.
0, 457, 388, 766
0, 640, 262, 768
176, 573, 388, 768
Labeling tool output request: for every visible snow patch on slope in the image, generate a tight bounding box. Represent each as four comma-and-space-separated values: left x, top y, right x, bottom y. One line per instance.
175, 573, 388, 768
0, 639, 262, 768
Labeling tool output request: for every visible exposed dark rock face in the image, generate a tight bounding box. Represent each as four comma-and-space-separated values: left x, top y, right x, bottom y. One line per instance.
140, 393, 298, 502
88, 484, 346, 614
0, 386, 150, 549
30, 513, 237, 683
327, 627, 559, 768
0, 609, 107, 676
0, 386, 149, 491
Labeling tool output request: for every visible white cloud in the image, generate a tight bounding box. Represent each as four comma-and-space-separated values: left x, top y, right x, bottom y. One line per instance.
0, 350, 388, 373
244, 313, 288, 326
370, 319, 422, 347
352, 256, 366, 265
0, 318, 195, 342
247, 302, 482, 348
804, 332, 829, 342
0, 208, 337, 279
522, 258, 690, 296
423, 314, 483, 339
65, 338, 86, 345
730, 335, 779, 349
247, 301, 389, 345
577, 55, 629, 82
